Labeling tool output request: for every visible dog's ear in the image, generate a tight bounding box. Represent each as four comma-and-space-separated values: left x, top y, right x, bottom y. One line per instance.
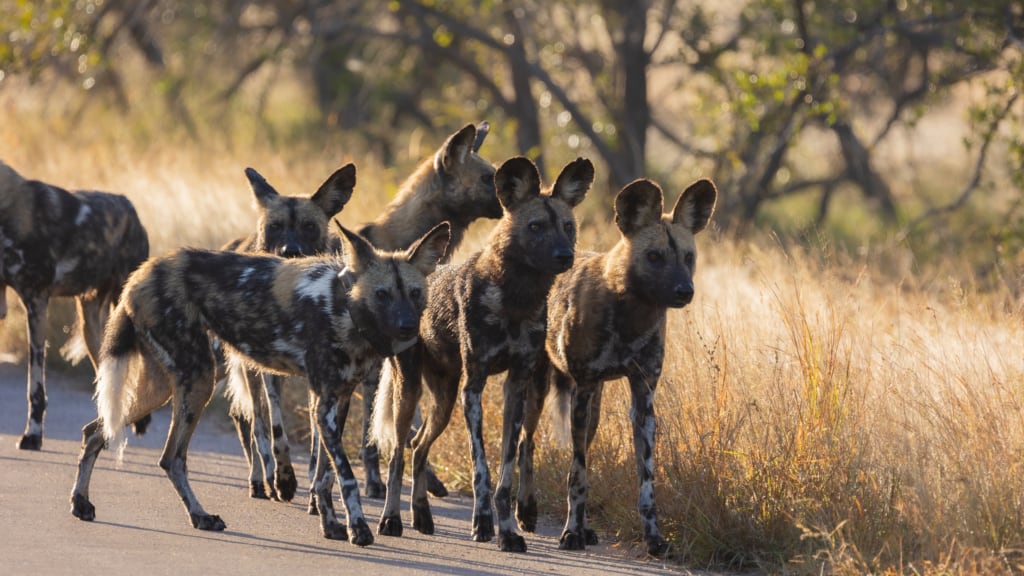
335, 220, 377, 274
550, 157, 594, 208
472, 121, 490, 153
495, 156, 541, 211
615, 179, 664, 236
406, 222, 451, 277
313, 163, 356, 218
436, 124, 477, 173
671, 179, 717, 234
245, 167, 279, 207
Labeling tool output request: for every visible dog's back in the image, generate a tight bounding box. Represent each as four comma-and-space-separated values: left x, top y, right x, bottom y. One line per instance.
0, 168, 148, 299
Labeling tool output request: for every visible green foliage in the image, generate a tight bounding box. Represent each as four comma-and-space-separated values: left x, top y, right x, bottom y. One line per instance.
0, 0, 91, 80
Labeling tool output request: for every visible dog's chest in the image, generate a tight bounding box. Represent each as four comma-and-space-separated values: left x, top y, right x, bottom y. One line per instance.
468, 284, 547, 369
565, 316, 665, 383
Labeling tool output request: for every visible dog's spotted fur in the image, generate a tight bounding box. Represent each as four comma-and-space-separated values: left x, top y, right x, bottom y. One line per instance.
0, 161, 148, 451
69, 222, 450, 546
305, 122, 499, 502
220, 164, 354, 504
371, 156, 593, 552
516, 178, 717, 556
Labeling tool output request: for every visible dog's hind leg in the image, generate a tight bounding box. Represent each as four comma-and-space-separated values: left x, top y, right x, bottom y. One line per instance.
160, 361, 225, 531
69, 418, 105, 521
17, 293, 48, 450
359, 363, 386, 499
263, 373, 297, 501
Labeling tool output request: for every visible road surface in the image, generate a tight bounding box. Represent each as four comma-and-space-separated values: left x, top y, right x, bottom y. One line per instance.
0, 361, 705, 575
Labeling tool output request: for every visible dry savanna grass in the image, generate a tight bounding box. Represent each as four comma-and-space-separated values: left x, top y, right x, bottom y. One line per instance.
2, 91, 1023, 574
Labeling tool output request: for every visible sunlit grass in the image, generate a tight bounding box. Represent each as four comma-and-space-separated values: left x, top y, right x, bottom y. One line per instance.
2, 84, 1023, 574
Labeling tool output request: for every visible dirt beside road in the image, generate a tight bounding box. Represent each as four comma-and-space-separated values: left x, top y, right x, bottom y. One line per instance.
0, 362, 707, 575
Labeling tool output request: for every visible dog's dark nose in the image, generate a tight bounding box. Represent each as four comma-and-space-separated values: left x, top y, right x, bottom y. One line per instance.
554, 248, 574, 268
397, 321, 417, 340
280, 245, 302, 259
674, 285, 694, 305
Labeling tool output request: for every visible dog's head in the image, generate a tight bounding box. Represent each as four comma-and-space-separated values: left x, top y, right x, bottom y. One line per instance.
246, 164, 355, 258
612, 178, 717, 308
435, 122, 502, 221
492, 156, 593, 274
335, 221, 450, 355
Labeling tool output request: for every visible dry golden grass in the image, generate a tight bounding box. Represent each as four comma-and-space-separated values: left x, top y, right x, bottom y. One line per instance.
2, 87, 1023, 574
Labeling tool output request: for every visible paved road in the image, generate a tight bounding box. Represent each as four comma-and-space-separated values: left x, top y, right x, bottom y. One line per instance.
0, 361, 699, 575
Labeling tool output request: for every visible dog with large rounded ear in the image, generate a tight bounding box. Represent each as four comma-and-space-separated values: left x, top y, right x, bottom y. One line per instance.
671, 179, 717, 234
549, 157, 594, 208
494, 156, 542, 212
403, 222, 452, 277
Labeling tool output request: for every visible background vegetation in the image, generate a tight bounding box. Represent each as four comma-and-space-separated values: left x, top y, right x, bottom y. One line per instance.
1, 0, 1022, 573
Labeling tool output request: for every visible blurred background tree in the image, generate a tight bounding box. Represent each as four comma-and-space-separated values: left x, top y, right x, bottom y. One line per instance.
2, 0, 1022, 288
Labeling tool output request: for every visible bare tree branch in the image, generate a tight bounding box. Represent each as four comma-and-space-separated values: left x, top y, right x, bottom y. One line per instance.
899, 91, 1020, 239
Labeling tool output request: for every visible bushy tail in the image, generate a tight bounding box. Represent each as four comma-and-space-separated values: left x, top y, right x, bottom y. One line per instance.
223, 351, 254, 420
94, 308, 139, 463
369, 359, 398, 456
60, 316, 89, 366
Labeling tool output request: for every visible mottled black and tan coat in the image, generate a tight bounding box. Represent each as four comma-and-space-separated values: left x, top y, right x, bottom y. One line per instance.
69, 221, 450, 547
219, 164, 355, 504
516, 178, 717, 556
0, 161, 149, 451
372, 156, 593, 552
309, 122, 499, 501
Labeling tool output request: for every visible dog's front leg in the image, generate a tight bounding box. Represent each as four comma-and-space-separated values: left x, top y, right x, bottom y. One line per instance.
309, 385, 373, 546
626, 373, 667, 557
18, 293, 48, 450
460, 364, 495, 543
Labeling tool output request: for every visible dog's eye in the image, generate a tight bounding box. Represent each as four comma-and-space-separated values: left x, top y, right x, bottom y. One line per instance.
301, 221, 317, 232
268, 222, 283, 232
375, 288, 390, 302
684, 252, 696, 268
409, 287, 422, 300
646, 250, 664, 265
481, 172, 494, 187
528, 221, 543, 232
563, 221, 574, 236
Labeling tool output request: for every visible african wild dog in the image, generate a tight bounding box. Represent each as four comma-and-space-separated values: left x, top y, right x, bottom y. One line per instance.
304, 121, 499, 502
0, 161, 148, 451
515, 178, 717, 556
69, 221, 450, 546
220, 164, 355, 504
371, 156, 593, 552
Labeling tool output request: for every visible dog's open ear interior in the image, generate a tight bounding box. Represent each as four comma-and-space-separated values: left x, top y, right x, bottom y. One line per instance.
615, 179, 665, 237
494, 156, 541, 212
245, 167, 279, 207
472, 121, 490, 153
335, 220, 377, 274
438, 124, 477, 173
550, 157, 594, 208
406, 222, 452, 277
313, 163, 356, 218
672, 178, 718, 234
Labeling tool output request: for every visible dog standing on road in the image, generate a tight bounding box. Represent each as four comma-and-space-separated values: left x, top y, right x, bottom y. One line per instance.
0, 161, 149, 451
515, 178, 717, 556
70, 220, 450, 546
371, 156, 593, 552
221, 164, 355, 503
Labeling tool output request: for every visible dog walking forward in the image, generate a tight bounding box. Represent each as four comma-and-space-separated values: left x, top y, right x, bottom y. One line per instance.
69, 218, 450, 546
0, 161, 148, 451
516, 178, 717, 556
371, 156, 593, 552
